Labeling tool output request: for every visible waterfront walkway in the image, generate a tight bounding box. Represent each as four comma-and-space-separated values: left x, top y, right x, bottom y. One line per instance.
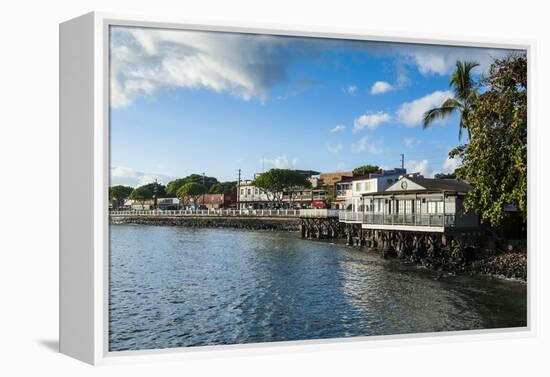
111, 208, 305, 218
110, 208, 341, 218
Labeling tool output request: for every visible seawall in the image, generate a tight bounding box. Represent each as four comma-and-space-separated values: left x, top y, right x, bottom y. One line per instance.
110, 215, 301, 231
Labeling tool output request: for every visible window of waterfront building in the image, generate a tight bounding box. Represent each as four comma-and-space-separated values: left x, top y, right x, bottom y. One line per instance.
405, 200, 412, 214
247, 188, 251, 195
240, 188, 244, 195
428, 201, 444, 214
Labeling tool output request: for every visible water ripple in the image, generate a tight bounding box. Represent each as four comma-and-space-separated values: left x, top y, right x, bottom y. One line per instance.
109, 225, 527, 351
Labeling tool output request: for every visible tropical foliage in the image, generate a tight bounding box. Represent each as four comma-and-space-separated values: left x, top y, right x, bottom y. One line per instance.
423, 61, 480, 141
450, 54, 527, 226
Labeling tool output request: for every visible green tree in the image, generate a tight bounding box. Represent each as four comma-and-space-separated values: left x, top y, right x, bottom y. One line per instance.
166, 178, 188, 197
166, 174, 219, 196
129, 185, 152, 207
252, 169, 311, 205
352, 165, 380, 176
209, 183, 224, 194
176, 182, 207, 207
128, 182, 166, 207
208, 182, 236, 194
423, 61, 480, 141
324, 186, 335, 206
451, 53, 527, 225
109, 185, 133, 209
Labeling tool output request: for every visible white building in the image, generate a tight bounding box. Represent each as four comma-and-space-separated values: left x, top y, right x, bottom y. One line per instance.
335, 168, 406, 210
339, 175, 479, 233
237, 180, 271, 209
237, 174, 324, 209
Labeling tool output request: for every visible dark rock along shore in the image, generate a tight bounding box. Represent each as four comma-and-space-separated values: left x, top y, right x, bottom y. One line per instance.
380, 241, 527, 281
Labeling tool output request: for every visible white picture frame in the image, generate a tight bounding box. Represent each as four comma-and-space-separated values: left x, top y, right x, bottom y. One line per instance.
59, 11, 534, 365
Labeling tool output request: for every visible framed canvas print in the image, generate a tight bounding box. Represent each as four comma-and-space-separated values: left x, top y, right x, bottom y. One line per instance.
60, 12, 532, 365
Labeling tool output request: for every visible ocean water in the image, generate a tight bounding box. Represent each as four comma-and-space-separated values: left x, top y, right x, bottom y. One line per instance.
109, 225, 527, 351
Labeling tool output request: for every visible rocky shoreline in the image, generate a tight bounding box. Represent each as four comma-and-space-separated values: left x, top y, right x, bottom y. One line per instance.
380, 245, 527, 281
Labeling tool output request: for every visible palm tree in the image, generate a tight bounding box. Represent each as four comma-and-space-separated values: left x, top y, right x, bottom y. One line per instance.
422, 61, 479, 141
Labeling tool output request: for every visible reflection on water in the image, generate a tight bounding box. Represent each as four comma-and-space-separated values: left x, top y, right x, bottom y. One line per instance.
109, 225, 527, 351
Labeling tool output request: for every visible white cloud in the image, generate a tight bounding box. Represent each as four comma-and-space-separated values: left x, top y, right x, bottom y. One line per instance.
405, 159, 432, 177
396, 90, 454, 127
330, 124, 346, 133
326, 143, 343, 154
110, 166, 174, 187
402, 45, 509, 76
370, 81, 394, 95
109, 26, 519, 108
395, 61, 409, 88
352, 137, 383, 154
110, 27, 293, 108
353, 112, 391, 132
342, 84, 358, 95
442, 156, 462, 173
264, 155, 297, 169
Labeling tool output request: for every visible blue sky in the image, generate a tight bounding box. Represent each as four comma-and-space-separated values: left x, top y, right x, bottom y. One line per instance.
109, 27, 517, 187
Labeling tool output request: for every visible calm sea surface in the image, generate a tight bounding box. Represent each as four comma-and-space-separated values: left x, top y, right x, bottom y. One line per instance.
109, 225, 527, 351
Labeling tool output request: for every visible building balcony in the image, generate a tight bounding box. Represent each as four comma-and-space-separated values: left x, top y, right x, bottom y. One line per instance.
338, 211, 457, 232
299, 209, 341, 218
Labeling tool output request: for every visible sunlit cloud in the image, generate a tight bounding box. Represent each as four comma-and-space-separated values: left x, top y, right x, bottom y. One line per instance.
330, 124, 346, 133
110, 166, 174, 187
396, 90, 454, 127
264, 155, 298, 169
370, 81, 394, 95
353, 112, 391, 132
405, 159, 432, 177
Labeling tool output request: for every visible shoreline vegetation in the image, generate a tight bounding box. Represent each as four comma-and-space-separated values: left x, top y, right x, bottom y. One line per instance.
110, 216, 526, 282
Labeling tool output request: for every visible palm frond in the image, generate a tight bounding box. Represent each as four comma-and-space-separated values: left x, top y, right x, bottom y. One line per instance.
422, 106, 456, 129
450, 61, 480, 101
441, 97, 462, 109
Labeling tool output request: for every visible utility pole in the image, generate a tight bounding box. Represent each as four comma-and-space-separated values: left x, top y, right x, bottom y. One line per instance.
400, 153, 405, 169
237, 168, 241, 210
153, 178, 158, 210
202, 172, 205, 207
